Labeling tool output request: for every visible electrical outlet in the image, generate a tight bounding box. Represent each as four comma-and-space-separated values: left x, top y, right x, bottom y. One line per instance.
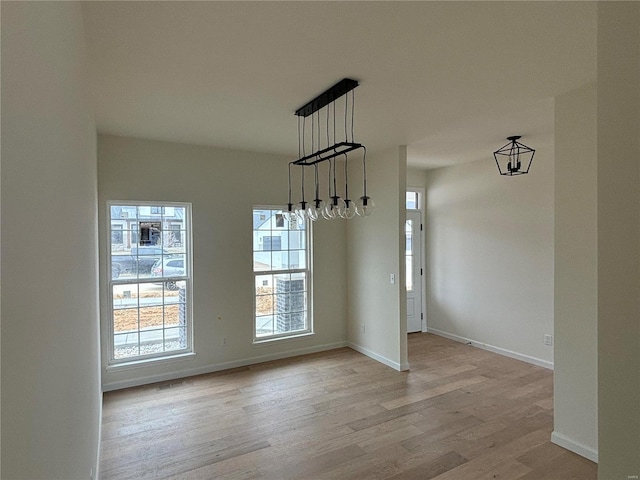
223, 337, 228, 346
390, 273, 396, 284
361, 324, 366, 334
544, 334, 553, 346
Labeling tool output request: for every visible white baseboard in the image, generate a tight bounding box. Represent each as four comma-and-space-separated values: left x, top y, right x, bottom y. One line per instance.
347, 342, 408, 371
102, 341, 347, 391
427, 328, 554, 370
551, 431, 598, 463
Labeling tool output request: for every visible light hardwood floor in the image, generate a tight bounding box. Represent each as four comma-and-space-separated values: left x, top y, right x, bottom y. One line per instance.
100, 333, 597, 479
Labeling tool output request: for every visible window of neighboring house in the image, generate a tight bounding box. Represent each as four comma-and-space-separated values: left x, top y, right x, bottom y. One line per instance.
252, 207, 311, 341
111, 225, 124, 245
107, 202, 192, 365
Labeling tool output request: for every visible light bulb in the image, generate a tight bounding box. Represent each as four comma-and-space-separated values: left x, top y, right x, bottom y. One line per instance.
355, 196, 375, 217
339, 199, 357, 219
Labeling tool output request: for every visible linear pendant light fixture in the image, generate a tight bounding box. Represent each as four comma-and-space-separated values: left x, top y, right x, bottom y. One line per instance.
283, 78, 374, 222
493, 135, 535, 176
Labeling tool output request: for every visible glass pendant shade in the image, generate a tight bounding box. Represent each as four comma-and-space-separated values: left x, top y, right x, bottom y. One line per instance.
282, 203, 295, 223
307, 199, 324, 222
355, 195, 375, 217
322, 197, 342, 220
295, 201, 308, 221
340, 199, 358, 219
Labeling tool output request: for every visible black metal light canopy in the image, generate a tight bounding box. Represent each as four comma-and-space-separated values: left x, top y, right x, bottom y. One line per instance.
283, 78, 374, 222
493, 135, 535, 176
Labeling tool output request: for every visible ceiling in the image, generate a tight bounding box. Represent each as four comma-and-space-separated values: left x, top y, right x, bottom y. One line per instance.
81, 1, 596, 169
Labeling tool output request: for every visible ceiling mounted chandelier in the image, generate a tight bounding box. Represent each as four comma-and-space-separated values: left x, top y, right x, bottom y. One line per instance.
493, 135, 535, 176
283, 78, 374, 222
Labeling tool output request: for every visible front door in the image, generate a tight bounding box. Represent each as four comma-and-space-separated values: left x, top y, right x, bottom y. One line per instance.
406, 210, 423, 333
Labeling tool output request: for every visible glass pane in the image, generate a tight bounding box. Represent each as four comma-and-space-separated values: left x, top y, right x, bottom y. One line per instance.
289, 272, 306, 292
273, 212, 286, 230
139, 330, 164, 356
406, 255, 413, 292
288, 250, 306, 269
165, 327, 187, 351
275, 292, 306, 314
256, 293, 273, 316
288, 231, 305, 250
256, 315, 275, 337
113, 308, 137, 334
274, 274, 290, 292
111, 205, 137, 222
274, 293, 291, 313
254, 209, 272, 230
113, 284, 138, 310
164, 304, 180, 327
406, 220, 413, 254
111, 250, 137, 280
271, 251, 288, 271
171, 206, 186, 219
260, 232, 284, 251
289, 216, 304, 231
275, 312, 306, 333
406, 192, 417, 209
151, 254, 185, 279
114, 332, 139, 359
255, 274, 273, 295
163, 229, 186, 252
253, 252, 271, 271
138, 282, 164, 306
139, 306, 164, 329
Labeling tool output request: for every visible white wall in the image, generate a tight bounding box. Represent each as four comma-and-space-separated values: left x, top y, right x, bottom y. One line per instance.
1, 3, 102, 479
596, 3, 640, 477
424, 144, 555, 368
407, 168, 427, 192
553, 83, 598, 461
98, 135, 348, 389
346, 146, 407, 370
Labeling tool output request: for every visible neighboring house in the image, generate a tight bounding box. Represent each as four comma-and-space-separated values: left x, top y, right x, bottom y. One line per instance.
111, 205, 185, 251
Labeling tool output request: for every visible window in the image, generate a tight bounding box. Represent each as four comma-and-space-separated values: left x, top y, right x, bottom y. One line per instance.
253, 207, 311, 340
108, 202, 192, 364
406, 191, 418, 210
111, 224, 124, 245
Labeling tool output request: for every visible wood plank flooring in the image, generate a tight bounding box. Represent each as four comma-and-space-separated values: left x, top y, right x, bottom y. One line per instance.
100, 333, 597, 479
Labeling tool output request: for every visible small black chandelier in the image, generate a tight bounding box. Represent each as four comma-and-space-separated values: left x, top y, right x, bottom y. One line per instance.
283, 78, 374, 222
493, 135, 535, 176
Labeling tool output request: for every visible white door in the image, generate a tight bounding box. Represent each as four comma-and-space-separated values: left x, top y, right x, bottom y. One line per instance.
406, 210, 423, 333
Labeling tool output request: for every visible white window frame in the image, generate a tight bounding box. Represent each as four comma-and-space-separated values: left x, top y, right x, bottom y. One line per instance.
252, 206, 313, 343
106, 201, 193, 366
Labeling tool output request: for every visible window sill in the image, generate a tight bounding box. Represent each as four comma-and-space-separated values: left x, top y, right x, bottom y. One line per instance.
106, 352, 196, 371
252, 331, 315, 346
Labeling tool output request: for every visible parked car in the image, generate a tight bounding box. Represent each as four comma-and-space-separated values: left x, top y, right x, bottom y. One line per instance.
151, 256, 185, 290
111, 246, 169, 279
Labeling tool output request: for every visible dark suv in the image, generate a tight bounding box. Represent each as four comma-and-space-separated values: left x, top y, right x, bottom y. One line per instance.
111, 246, 168, 278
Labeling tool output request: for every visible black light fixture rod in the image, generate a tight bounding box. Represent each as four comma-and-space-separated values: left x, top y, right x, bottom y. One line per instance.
295, 78, 359, 118
294, 142, 363, 166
